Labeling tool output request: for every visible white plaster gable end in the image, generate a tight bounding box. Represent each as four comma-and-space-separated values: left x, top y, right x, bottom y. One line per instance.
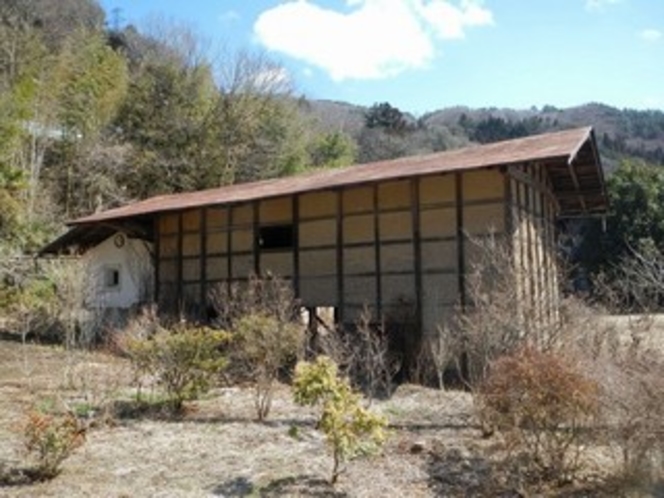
82, 232, 154, 309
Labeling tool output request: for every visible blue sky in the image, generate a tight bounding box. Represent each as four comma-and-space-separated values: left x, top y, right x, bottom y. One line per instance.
98, 0, 664, 115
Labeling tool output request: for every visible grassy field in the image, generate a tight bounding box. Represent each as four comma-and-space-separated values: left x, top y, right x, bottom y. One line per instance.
0, 337, 654, 497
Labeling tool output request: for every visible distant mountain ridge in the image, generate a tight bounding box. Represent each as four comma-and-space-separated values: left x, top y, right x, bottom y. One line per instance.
305, 100, 664, 171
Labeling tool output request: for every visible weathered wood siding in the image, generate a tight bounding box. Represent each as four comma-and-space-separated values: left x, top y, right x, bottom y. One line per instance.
508, 163, 559, 336
154, 165, 558, 347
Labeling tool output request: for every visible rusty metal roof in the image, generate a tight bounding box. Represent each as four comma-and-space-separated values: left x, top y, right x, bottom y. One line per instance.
70, 126, 605, 226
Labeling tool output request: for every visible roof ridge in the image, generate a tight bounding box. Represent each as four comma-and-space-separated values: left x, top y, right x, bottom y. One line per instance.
70, 126, 596, 225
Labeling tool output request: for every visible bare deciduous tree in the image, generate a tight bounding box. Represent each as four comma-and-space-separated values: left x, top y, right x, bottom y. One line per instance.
315, 306, 400, 403
456, 233, 565, 386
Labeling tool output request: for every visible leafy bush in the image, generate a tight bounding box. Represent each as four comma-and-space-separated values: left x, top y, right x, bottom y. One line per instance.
293, 356, 387, 484
233, 312, 303, 420
125, 323, 229, 412
0, 258, 95, 346
23, 410, 85, 480
477, 348, 599, 484
0, 269, 58, 340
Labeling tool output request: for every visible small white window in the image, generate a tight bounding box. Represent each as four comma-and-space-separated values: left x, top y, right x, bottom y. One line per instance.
103, 266, 121, 290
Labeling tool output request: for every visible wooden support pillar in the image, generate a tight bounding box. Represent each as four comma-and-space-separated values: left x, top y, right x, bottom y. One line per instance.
410, 178, 423, 335
524, 176, 535, 336
503, 170, 513, 241
253, 201, 260, 276
226, 206, 232, 295
176, 212, 184, 312
373, 184, 382, 318
153, 216, 161, 305
534, 166, 545, 332
336, 190, 345, 325
200, 207, 208, 310
293, 195, 300, 297
455, 173, 466, 309
515, 176, 526, 328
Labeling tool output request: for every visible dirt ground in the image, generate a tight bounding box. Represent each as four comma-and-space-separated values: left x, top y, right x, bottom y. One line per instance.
0, 338, 651, 498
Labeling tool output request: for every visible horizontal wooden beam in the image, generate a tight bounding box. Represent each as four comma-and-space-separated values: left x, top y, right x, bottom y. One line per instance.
507, 165, 560, 213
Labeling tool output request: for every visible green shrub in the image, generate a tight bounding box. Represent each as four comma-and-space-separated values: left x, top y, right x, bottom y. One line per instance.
293, 356, 387, 484
125, 323, 229, 412
1, 275, 58, 338
1, 258, 92, 346
234, 313, 303, 420
23, 410, 85, 480
477, 348, 599, 484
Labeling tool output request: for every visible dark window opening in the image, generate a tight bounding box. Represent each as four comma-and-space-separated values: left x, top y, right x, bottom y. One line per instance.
103, 266, 121, 289
258, 225, 294, 250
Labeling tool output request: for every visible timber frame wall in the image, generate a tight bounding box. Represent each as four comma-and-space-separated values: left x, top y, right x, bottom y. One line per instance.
508, 163, 559, 335
155, 164, 558, 345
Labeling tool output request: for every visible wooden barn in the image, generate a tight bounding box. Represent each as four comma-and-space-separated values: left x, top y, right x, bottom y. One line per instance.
42, 127, 607, 351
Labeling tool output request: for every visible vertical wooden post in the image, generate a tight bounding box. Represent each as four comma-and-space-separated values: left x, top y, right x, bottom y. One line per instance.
524, 171, 535, 336
541, 183, 552, 326
336, 190, 345, 325
373, 184, 382, 318
226, 206, 232, 295
543, 173, 557, 326
200, 207, 208, 312
411, 178, 423, 336
503, 169, 517, 324
293, 195, 300, 297
515, 175, 525, 328
548, 191, 559, 323
176, 211, 184, 313
503, 169, 513, 240
253, 201, 260, 276
153, 216, 161, 305
455, 173, 466, 309
529, 168, 539, 337
534, 166, 545, 330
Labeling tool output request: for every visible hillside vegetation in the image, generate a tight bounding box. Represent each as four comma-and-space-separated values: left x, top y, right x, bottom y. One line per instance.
307, 100, 664, 170
2, 0, 664, 261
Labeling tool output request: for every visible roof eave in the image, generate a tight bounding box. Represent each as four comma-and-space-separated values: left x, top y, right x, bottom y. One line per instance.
62, 126, 605, 226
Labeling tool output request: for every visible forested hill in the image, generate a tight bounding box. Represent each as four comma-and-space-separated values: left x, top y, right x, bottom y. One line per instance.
305, 100, 664, 171
1, 0, 664, 257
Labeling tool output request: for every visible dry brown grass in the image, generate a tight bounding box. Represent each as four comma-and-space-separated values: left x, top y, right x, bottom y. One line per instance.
0, 339, 468, 497
0, 338, 656, 497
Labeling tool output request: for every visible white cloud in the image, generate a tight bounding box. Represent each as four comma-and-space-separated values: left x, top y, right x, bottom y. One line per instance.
416, 0, 494, 39
220, 10, 240, 23
253, 0, 494, 81
639, 28, 662, 42
585, 0, 622, 11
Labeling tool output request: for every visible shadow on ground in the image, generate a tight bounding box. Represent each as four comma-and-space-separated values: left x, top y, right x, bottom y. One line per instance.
211, 474, 347, 497
426, 446, 655, 498
426, 447, 517, 498
0, 460, 53, 487
211, 476, 255, 497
